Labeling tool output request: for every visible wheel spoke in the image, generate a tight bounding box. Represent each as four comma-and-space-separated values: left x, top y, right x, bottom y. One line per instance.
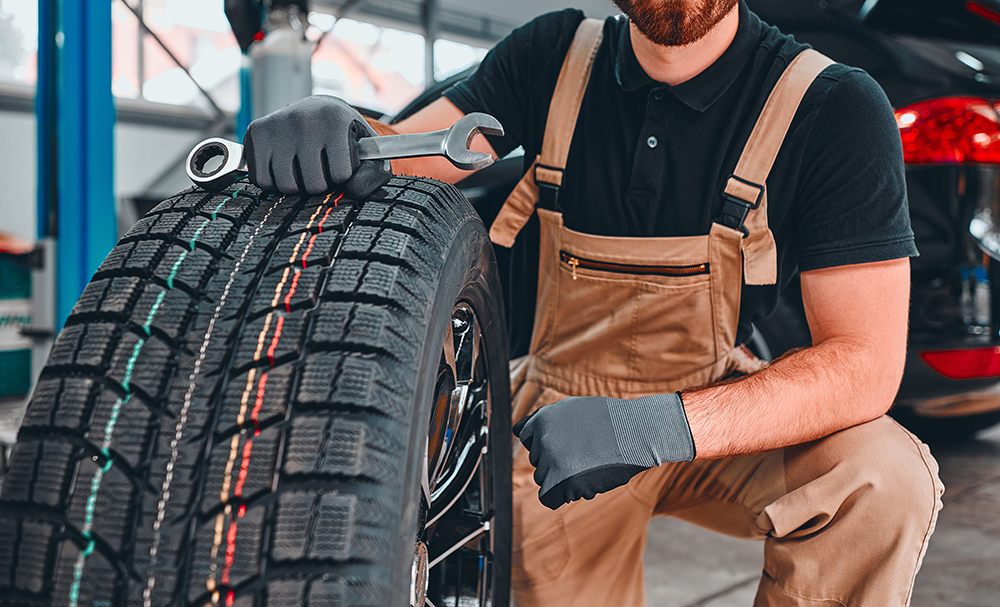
442, 314, 457, 377
422, 301, 495, 607
421, 449, 432, 508
429, 305, 477, 491
452, 305, 477, 385
427, 429, 485, 527
438, 383, 469, 483
428, 521, 490, 570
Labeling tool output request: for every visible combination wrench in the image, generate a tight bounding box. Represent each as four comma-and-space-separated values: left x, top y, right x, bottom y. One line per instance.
185, 112, 504, 190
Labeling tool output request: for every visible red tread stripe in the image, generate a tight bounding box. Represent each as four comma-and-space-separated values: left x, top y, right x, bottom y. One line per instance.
283, 271, 302, 313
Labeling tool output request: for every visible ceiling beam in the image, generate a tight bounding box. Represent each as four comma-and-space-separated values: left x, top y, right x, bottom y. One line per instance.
312, 0, 520, 43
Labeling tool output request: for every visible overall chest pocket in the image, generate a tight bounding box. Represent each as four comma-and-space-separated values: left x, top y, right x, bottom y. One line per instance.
560, 252, 709, 280
542, 251, 719, 382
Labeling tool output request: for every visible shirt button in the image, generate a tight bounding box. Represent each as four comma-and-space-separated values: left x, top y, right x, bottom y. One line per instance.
654, 92, 664, 101
647, 136, 658, 148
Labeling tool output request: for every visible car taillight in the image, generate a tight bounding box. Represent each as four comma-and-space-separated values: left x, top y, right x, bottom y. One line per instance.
894, 97, 1000, 164
920, 347, 1000, 380
967, 1, 1000, 27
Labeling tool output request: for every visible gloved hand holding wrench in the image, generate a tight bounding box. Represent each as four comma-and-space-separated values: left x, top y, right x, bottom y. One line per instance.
185, 95, 503, 196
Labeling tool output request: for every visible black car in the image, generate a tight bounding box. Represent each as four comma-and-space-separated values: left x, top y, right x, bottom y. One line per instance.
746, 0, 1000, 438
400, 0, 1000, 440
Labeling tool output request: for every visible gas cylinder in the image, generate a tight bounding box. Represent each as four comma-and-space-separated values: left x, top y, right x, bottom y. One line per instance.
250, 4, 313, 119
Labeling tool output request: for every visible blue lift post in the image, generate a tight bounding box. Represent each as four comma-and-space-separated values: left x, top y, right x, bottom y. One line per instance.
236, 51, 253, 143
36, 0, 117, 329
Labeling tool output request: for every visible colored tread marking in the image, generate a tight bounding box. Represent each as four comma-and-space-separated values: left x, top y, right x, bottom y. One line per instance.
286, 203, 326, 265
206, 305, 275, 590
142, 291, 168, 336
74, 198, 228, 607
255, 314, 274, 365
205, 194, 337, 598
234, 435, 254, 498
69, 392, 134, 607
301, 195, 339, 268
222, 433, 255, 586
121, 338, 145, 392
316, 207, 334, 234
301, 234, 319, 268
189, 218, 211, 251
250, 372, 267, 434
222, 514, 239, 586
214, 322, 272, 588
288, 231, 310, 265
267, 317, 284, 366
211, 189, 240, 221
283, 270, 301, 313
222, 434, 242, 500
258, 314, 273, 357
209, 511, 225, 592
167, 251, 189, 289
271, 267, 291, 308
144, 198, 278, 607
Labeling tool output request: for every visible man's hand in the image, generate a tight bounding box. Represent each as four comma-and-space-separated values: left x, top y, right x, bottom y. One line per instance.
513, 393, 695, 509
243, 95, 392, 198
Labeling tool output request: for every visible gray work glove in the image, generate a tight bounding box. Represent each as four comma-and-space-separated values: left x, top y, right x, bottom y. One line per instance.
513, 393, 695, 509
243, 95, 393, 198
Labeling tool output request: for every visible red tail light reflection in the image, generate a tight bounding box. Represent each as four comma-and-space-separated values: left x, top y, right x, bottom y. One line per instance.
920, 347, 1000, 380
894, 97, 1000, 164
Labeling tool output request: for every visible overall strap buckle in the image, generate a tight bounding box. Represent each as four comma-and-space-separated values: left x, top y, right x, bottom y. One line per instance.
534, 163, 564, 211
718, 174, 764, 237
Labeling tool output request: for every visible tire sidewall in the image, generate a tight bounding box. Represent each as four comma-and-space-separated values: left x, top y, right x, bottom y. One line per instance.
393, 216, 511, 604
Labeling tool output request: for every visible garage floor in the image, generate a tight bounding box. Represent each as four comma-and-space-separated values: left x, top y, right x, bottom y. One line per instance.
643, 423, 1000, 607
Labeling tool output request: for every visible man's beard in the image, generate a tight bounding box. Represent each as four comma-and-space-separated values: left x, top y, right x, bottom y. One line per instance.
612, 0, 739, 47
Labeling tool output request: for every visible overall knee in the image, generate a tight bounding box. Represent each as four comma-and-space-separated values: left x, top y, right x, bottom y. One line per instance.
840, 417, 944, 541
758, 419, 944, 605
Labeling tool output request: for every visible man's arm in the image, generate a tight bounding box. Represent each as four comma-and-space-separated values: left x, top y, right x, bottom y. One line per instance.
682, 257, 910, 459
370, 98, 499, 183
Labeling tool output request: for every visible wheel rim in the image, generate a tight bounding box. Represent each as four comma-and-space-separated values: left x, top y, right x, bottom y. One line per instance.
411, 302, 495, 607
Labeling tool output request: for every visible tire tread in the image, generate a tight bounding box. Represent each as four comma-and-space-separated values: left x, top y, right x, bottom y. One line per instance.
1, 177, 505, 606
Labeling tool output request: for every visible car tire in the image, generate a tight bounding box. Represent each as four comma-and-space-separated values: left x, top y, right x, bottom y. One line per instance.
0, 177, 510, 607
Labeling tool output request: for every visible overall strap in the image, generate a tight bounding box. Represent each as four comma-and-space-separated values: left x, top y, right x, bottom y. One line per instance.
719, 48, 835, 285
489, 18, 604, 247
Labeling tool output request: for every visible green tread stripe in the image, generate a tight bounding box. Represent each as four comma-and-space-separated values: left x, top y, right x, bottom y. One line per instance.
120, 339, 145, 392
189, 218, 210, 251
142, 291, 168, 336
211, 189, 241, 220
67, 200, 227, 607
69, 390, 132, 607
166, 251, 188, 289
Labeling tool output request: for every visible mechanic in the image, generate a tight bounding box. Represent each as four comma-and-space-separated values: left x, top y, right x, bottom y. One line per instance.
242, 0, 945, 605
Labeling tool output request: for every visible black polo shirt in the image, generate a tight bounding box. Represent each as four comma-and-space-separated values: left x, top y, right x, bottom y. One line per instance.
444, 1, 916, 357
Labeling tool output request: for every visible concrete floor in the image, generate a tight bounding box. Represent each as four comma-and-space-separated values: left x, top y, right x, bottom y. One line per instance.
643, 423, 1000, 607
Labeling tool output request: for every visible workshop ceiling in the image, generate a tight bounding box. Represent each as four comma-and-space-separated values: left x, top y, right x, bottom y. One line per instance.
314, 0, 621, 44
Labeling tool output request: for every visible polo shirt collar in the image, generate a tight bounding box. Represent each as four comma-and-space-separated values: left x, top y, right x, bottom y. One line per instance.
615, 0, 761, 112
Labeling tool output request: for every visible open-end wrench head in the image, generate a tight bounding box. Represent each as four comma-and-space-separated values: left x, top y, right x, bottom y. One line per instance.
444, 112, 505, 171
186, 137, 248, 190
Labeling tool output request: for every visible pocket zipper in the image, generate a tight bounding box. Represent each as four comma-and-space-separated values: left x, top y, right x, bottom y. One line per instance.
560, 251, 709, 280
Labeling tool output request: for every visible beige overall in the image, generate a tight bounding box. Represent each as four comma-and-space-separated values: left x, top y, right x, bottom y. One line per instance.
489, 19, 944, 607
